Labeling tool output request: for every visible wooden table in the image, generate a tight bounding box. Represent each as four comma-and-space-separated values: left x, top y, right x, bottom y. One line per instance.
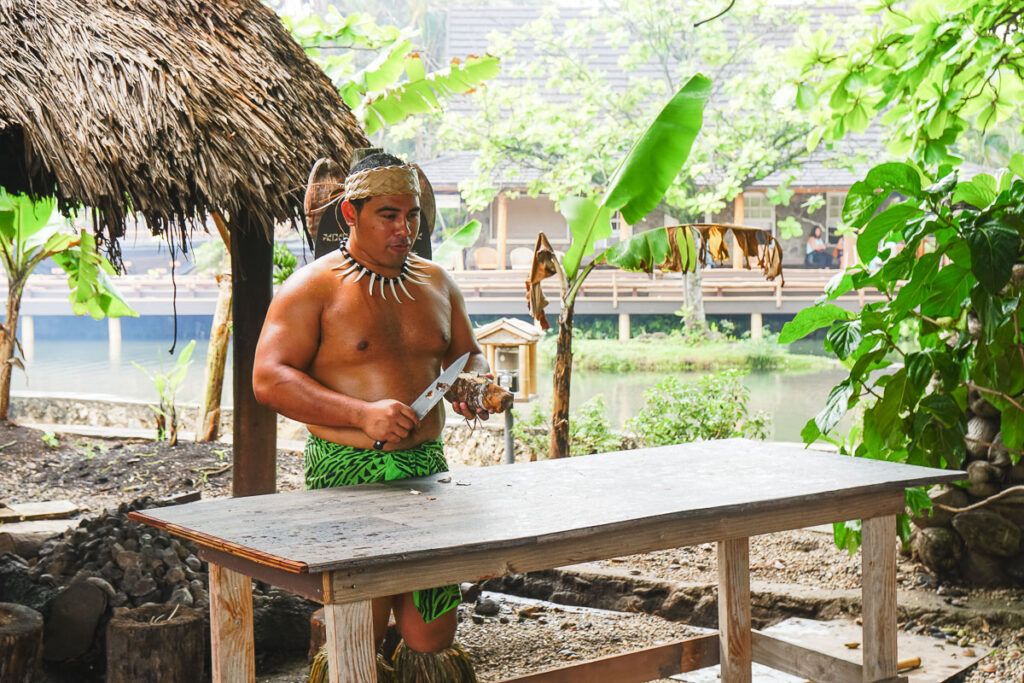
130, 439, 961, 683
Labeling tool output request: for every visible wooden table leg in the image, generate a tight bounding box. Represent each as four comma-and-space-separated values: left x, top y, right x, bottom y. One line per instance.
861, 515, 897, 682
209, 563, 255, 683
718, 537, 752, 683
324, 600, 376, 683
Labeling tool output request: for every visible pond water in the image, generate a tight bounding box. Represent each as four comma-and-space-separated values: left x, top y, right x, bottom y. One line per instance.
13, 339, 847, 443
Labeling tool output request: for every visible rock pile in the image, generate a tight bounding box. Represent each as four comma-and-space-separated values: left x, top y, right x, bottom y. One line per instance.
0, 495, 317, 675
911, 410, 1024, 586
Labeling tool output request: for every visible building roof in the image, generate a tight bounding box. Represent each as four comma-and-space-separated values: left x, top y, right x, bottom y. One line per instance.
474, 316, 543, 343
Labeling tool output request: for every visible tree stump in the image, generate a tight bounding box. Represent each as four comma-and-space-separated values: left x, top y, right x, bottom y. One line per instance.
105, 604, 204, 683
0, 602, 44, 683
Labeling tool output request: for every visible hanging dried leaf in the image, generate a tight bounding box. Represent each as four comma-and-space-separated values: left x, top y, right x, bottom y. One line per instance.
692, 223, 785, 285
526, 232, 559, 329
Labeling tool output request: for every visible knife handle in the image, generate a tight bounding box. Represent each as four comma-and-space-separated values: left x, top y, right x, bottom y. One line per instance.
373, 440, 386, 451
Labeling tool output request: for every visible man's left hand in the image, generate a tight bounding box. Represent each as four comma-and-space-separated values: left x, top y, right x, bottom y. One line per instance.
451, 401, 489, 421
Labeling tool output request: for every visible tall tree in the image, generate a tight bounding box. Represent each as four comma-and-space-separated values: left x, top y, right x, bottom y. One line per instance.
438, 0, 835, 325
784, 0, 1024, 553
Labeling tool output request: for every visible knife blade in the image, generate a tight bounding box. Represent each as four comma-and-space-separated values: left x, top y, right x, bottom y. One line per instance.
373, 352, 470, 450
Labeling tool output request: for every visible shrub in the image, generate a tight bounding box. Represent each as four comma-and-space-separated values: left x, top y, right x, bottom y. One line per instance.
627, 370, 770, 446
514, 396, 622, 458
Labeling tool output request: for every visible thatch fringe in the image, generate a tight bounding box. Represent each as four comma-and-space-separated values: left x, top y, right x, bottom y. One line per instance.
309, 648, 396, 683
0, 0, 367, 260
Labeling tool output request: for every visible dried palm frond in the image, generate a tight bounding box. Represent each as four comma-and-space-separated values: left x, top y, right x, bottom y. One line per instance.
392, 641, 477, 683
309, 648, 396, 683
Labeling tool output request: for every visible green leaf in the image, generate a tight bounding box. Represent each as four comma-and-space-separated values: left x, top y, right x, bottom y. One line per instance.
561, 198, 612, 281
967, 220, 1020, 294
597, 226, 696, 275
921, 265, 972, 317
857, 203, 923, 263
891, 252, 941, 313
952, 173, 998, 209
778, 304, 854, 344
1010, 153, 1024, 179
815, 379, 855, 435
601, 74, 711, 225
433, 220, 482, 266
796, 83, 816, 111
825, 319, 862, 359
843, 163, 922, 227
1001, 406, 1024, 452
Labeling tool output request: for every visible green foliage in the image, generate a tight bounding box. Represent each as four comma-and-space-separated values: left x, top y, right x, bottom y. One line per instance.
272, 242, 298, 285
280, 7, 498, 136
627, 371, 770, 447
41, 431, 59, 448
133, 340, 196, 446
432, 219, 482, 266
513, 396, 622, 459
441, 1, 821, 217
795, 1, 1024, 164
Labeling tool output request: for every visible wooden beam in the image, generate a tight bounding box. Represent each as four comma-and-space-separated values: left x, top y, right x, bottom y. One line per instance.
500, 634, 719, 682
209, 563, 255, 683
326, 490, 905, 602
230, 209, 277, 497
323, 597, 376, 683
495, 192, 509, 270
198, 546, 323, 603
862, 515, 898, 682
718, 537, 752, 683
752, 631, 862, 682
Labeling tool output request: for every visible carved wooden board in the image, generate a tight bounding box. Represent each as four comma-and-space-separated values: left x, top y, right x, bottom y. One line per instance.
130, 439, 961, 575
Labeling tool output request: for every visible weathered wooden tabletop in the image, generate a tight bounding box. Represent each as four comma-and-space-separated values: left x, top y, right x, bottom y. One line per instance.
131, 439, 961, 576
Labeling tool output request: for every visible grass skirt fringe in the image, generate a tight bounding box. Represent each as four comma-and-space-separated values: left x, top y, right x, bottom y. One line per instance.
392, 641, 477, 683
308, 648, 396, 683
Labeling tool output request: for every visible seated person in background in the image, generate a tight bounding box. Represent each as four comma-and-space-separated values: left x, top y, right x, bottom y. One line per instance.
805, 227, 828, 268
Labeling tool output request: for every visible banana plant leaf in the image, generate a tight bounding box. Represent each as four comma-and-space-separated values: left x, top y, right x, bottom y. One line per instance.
361, 55, 500, 135
0, 190, 56, 247
595, 225, 698, 274
51, 231, 138, 320
601, 74, 711, 225
559, 74, 711, 282
433, 219, 482, 265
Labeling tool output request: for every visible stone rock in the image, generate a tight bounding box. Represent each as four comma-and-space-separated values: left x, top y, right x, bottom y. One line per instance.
968, 461, 1004, 485
969, 389, 1000, 418
113, 549, 141, 572
126, 575, 158, 598
988, 434, 1011, 467
168, 587, 194, 607
474, 597, 500, 617
959, 551, 1010, 587
952, 510, 1021, 558
966, 481, 1000, 499
164, 566, 186, 585
990, 490, 1024, 528
1005, 552, 1024, 582
912, 527, 963, 575
966, 416, 998, 460
912, 486, 968, 529
1011, 461, 1024, 483
184, 555, 202, 572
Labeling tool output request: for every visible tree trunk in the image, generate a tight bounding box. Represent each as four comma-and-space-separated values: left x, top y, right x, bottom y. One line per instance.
105, 604, 205, 683
681, 270, 706, 329
197, 259, 232, 442
549, 303, 575, 459
0, 602, 43, 683
0, 290, 22, 421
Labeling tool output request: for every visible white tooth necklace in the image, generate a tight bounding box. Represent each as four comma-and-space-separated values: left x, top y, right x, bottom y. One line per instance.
331, 240, 429, 302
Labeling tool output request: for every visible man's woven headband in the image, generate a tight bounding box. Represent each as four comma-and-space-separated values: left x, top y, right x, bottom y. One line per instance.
344, 165, 420, 201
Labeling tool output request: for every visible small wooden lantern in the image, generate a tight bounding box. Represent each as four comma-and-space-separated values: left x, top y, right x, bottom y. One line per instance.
474, 317, 543, 401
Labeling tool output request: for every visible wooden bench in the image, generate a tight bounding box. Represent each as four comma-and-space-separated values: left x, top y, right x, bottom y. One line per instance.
130, 439, 958, 683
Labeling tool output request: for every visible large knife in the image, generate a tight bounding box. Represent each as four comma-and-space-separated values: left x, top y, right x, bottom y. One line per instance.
372, 352, 471, 450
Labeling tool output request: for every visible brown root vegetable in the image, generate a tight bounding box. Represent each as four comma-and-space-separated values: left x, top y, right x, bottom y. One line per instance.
444, 374, 513, 414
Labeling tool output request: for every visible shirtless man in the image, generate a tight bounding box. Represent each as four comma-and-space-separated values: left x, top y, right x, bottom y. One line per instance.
253, 153, 486, 681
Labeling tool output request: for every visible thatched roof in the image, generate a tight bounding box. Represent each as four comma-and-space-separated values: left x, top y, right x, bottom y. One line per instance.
0, 0, 368, 260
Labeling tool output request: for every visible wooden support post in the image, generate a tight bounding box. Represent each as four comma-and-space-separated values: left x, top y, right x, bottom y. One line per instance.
862, 515, 898, 682
20, 315, 33, 364
732, 194, 745, 270
324, 600, 376, 683
749, 312, 763, 341
230, 210, 277, 497
718, 537, 752, 683
517, 345, 529, 400
495, 192, 509, 271
528, 342, 537, 399
208, 564, 255, 683
107, 317, 122, 362
618, 313, 630, 341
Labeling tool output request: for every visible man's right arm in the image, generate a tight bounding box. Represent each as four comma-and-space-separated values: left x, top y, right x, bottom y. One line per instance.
252, 269, 418, 445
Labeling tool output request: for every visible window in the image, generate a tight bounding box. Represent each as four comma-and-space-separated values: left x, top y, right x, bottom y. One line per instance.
825, 193, 846, 244
742, 192, 774, 232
